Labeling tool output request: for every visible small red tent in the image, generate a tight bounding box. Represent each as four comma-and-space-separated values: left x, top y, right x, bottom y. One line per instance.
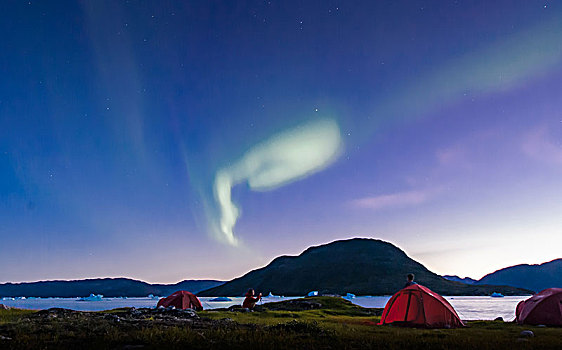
379, 284, 464, 328
516, 288, 562, 326
157, 291, 203, 311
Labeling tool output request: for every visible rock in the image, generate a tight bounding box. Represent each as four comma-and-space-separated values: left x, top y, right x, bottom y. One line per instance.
227, 305, 244, 311
130, 308, 142, 317
36, 308, 78, 319
264, 299, 323, 311
519, 330, 534, 338
137, 307, 199, 320
0, 335, 12, 341
104, 314, 120, 322
494, 317, 504, 322
180, 309, 198, 318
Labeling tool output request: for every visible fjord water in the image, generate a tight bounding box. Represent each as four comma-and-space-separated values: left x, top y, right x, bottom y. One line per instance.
1, 295, 528, 321
351, 296, 528, 321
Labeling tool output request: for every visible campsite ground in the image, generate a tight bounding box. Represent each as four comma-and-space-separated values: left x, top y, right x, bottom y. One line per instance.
0, 297, 561, 349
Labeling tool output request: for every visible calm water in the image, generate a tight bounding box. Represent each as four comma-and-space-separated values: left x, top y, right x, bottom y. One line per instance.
1, 295, 528, 321
351, 296, 528, 321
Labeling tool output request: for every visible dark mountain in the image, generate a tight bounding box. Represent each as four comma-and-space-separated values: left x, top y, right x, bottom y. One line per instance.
443, 275, 477, 284
199, 238, 531, 296
475, 259, 562, 293
0, 278, 224, 298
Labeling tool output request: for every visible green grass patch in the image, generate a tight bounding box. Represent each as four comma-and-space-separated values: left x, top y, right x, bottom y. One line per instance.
0, 308, 35, 324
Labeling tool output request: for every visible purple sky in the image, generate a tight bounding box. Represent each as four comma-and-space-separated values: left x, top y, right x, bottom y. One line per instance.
1, 1, 561, 283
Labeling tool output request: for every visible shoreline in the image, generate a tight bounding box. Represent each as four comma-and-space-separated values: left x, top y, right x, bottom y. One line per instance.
1, 297, 561, 349
1, 295, 528, 322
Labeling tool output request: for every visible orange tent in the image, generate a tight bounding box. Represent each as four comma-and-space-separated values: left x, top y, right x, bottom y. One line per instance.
516, 288, 562, 326
379, 284, 464, 328
157, 290, 203, 311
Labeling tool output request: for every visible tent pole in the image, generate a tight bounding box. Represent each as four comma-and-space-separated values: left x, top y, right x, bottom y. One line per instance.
404, 292, 412, 322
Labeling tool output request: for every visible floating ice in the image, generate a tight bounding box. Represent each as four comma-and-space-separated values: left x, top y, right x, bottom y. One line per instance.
210, 297, 232, 302
78, 294, 103, 301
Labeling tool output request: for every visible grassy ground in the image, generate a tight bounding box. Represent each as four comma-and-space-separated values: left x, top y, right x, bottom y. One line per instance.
0, 309, 35, 325
0, 297, 561, 349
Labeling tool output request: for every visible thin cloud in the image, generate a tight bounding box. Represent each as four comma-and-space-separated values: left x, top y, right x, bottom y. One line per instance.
436, 146, 468, 166
522, 125, 562, 165
350, 188, 439, 211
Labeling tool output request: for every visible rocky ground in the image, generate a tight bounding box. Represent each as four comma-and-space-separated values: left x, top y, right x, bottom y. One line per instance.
0, 297, 561, 349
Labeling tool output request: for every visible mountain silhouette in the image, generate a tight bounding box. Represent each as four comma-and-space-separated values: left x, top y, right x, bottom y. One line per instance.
0, 278, 224, 298
199, 238, 531, 296
475, 259, 562, 293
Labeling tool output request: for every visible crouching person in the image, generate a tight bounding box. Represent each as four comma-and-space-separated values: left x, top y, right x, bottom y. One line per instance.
242, 289, 262, 311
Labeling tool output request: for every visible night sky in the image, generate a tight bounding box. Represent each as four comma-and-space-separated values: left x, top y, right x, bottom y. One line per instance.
1, 1, 561, 283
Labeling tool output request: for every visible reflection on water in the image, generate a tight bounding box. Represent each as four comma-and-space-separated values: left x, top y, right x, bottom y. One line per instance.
446, 296, 527, 321
1, 295, 528, 321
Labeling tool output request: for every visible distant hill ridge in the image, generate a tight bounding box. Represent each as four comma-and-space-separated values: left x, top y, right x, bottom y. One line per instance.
0, 278, 224, 298
199, 238, 531, 296
475, 259, 562, 292
443, 275, 477, 284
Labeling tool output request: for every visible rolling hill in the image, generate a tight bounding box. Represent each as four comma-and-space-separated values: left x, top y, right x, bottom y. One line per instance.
199, 238, 531, 296
0, 278, 224, 298
475, 259, 562, 293
443, 275, 477, 284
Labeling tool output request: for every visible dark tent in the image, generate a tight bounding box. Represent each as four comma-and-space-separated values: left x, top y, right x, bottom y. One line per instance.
379, 284, 464, 328
157, 290, 203, 311
516, 288, 562, 326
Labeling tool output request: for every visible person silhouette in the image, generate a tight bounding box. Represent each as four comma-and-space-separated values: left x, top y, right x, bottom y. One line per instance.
242, 288, 262, 310
404, 273, 417, 288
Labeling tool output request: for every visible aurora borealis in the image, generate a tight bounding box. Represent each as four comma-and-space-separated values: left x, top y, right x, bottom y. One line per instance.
1, 1, 561, 283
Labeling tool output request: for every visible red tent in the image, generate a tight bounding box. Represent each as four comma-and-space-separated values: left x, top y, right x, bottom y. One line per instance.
516, 288, 562, 326
379, 284, 464, 328
157, 290, 203, 311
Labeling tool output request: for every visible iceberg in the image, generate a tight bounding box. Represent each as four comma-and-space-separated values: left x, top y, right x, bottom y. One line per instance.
344, 293, 356, 299
79, 294, 103, 301
491, 292, 504, 298
210, 297, 232, 302
307, 291, 319, 297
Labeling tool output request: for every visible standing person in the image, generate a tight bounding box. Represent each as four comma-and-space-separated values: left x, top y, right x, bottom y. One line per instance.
242, 289, 262, 310
404, 273, 417, 288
